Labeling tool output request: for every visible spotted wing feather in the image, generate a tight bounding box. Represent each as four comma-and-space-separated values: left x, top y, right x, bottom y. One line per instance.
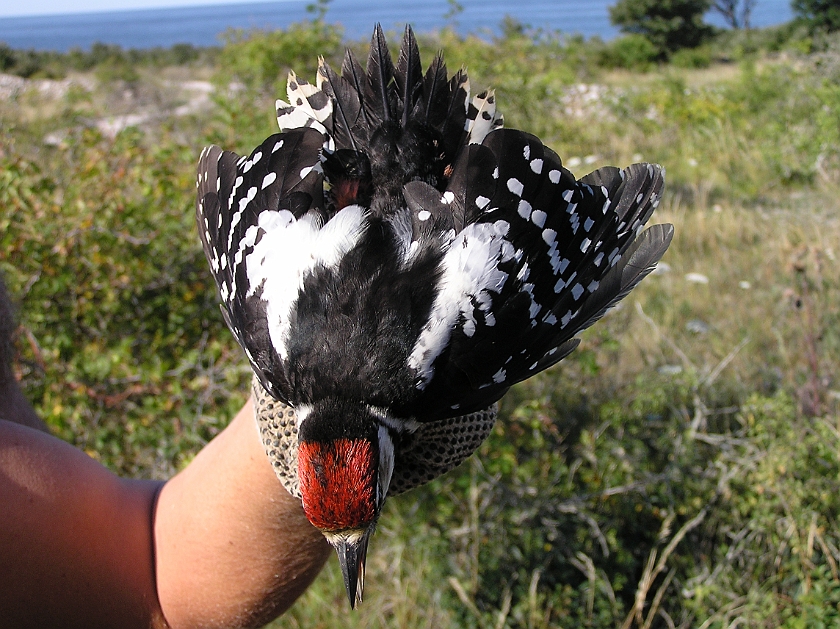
405, 129, 672, 420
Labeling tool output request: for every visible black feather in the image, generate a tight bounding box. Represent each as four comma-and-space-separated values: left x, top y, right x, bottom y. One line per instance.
319, 59, 362, 152
364, 24, 395, 125
440, 69, 470, 162
195, 128, 325, 402
395, 25, 423, 127
415, 53, 448, 128
340, 48, 373, 140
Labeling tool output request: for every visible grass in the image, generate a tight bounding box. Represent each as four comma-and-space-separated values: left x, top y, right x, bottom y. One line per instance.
1, 21, 840, 628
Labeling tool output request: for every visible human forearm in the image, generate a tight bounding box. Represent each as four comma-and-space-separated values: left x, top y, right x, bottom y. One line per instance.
154, 399, 331, 629
0, 420, 167, 629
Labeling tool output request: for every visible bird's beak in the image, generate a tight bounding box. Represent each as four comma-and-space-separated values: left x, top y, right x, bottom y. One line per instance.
335, 528, 373, 608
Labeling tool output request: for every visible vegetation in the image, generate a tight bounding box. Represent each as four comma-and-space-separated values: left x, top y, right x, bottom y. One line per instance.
0, 41, 215, 80
2, 17, 840, 629
609, 0, 716, 57
793, 0, 840, 33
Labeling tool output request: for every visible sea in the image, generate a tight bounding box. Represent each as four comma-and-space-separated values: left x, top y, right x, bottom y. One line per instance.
0, 0, 795, 52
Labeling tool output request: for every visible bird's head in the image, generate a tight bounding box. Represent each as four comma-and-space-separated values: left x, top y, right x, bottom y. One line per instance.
296, 398, 396, 607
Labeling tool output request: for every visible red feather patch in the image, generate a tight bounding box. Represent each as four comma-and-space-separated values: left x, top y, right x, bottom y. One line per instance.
298, 438, 377, 531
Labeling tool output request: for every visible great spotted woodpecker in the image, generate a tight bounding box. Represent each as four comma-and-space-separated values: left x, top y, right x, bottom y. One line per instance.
196, 24, 672, 607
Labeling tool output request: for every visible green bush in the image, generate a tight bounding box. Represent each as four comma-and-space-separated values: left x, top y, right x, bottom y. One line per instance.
793, 0, 840, 33
0, 41, 215, 80
609, 0, 717, 57
599, 33, 661, 70
0, 43, 14, 72
94, 57, 140, 85
215, 21, 343, 95
0, 127, 250, 476
710, 21, 812, 58
670, 44, 713, 68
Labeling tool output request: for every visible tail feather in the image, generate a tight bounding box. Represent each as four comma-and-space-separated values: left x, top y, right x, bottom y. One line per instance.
418, 54, 450, 128
340, 48, 373, 140
395, 25, 423, 126
282, 25, 480, 193
364, 23, 395, 125
276, 71, 333, 145
467, 90, 503, 145
318, 57, 362, 152
438, 69, 470, 165
286, 71, 331, 124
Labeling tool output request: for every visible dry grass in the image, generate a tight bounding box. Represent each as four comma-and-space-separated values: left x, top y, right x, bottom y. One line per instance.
610, 192, 840, 413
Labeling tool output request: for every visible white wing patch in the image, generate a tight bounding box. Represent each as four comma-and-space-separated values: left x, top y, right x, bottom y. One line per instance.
245, 205, 369, 360
409, 220, 517, 388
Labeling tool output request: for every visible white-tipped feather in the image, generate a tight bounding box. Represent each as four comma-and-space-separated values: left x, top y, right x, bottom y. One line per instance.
276, 71, 335, 152
467, 90, 504, 145
286, 70, 332, 123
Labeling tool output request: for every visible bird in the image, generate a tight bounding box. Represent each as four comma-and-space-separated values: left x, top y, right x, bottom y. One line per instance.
195, 24, 673, 608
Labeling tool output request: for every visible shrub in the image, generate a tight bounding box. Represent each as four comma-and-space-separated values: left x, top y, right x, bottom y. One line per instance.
599, 33, 661, 70
609, 0, 717, 57
0, 127, 250, 477
793, 0, 840, 33
215, 21, 343, 95
0, 43, 14, 72
670, 44, 713, 68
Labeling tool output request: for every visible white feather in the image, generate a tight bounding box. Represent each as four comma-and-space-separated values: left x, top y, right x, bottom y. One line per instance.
245, 205, 369, 360
467, 90, 503, 145
409, 220, 517, 387
276, 70, 335, 152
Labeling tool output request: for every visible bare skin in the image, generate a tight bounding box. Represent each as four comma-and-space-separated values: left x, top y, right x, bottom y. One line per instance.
0, 419, 166, 629
0, 279, 331, 629
155, 399, 332, 629
0, 393, 331, 629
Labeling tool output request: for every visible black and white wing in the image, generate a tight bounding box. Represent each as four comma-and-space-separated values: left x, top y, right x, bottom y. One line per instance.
403, 129, 673, 421
196, 128, 332, 403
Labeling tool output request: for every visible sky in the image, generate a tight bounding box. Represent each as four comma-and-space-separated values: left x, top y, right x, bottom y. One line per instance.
0, 0, 290, 18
